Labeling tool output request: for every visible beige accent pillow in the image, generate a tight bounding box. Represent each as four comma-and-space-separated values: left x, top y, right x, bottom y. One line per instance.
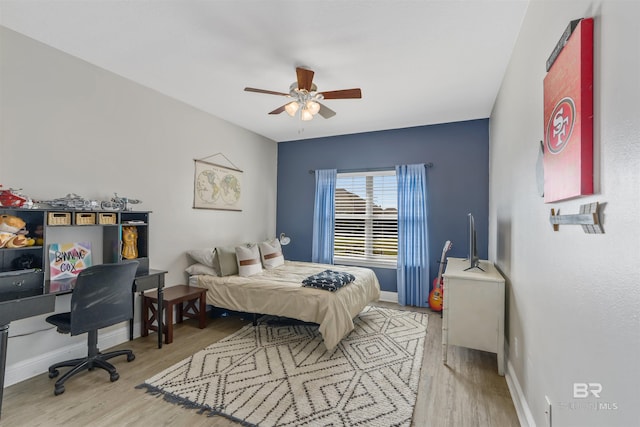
185, 263, 218, 276
259, 238, 284, 269
187, 248, 217, 268
235, 243, 262, 277
215, 246, 239, 276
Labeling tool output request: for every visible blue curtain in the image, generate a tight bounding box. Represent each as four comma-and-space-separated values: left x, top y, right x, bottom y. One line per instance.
396, 164, 429, 307
312, 169, 336, 264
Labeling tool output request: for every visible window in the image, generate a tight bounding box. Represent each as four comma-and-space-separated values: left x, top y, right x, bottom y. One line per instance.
334, 170, 397, 268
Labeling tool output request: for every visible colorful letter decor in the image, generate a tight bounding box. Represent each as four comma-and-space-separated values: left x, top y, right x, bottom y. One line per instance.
543, 18, 594, 203
49, 242, 92, 280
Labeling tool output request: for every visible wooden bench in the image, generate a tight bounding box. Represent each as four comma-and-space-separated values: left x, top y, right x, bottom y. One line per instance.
142, 285, 207, 344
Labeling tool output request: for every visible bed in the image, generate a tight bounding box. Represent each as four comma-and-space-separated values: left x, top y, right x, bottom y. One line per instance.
189, 260, 381, 350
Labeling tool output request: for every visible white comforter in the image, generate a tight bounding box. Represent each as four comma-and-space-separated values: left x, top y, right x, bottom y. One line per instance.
194, 261, 381, 349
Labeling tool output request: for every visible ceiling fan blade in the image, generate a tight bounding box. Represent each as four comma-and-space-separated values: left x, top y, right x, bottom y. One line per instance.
245, 87, 289, 96
317, 103, 336, 119
269, 105, 287, 115
296, 67, 315, 91
320, 88, 362, 100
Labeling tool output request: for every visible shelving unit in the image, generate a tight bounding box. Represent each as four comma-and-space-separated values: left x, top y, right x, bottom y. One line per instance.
0, 209, 46, 296
103, 211, 150, 274
0, 208, 164, 418
0, 208, 152, 293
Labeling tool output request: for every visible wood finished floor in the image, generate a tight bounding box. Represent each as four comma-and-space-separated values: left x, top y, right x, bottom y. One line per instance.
2, 302, 519, 427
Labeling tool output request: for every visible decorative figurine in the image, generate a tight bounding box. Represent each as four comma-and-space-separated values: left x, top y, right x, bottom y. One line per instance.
41, 193, 91, 210
101, 193, 142, 211
113, 193, 142, 211
0, 185, 28, 207
122, 226, 138, 259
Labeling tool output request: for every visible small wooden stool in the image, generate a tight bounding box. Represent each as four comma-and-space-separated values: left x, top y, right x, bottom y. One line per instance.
142, 285, 207, 344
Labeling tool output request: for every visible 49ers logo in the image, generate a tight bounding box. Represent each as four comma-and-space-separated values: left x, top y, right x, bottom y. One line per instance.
546, 97, 575, 154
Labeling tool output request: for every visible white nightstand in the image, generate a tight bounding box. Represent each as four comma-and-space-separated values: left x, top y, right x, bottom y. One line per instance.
442, 257, 505, 375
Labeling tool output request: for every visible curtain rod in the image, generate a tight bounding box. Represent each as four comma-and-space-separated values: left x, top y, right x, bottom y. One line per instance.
308, 163, 433, 174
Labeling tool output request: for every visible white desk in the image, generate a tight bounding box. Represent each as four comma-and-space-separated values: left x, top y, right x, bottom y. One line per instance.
442, 257, 505, 375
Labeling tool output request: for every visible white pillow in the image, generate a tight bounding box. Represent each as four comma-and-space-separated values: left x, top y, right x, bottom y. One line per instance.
187, 248, 216, 268
185, 263, 218, 276
235, 243, 262, 277
259, 238, 284, 269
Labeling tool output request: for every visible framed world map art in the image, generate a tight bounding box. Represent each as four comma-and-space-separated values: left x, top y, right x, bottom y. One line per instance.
193, 159, 242, 211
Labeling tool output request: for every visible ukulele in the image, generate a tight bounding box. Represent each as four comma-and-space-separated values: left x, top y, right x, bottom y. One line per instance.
428, 240, 452, 312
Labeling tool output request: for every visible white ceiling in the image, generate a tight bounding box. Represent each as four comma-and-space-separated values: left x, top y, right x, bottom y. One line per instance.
0, 0, 529, 142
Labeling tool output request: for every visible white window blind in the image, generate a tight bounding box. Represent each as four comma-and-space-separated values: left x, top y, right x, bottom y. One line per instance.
334, 170, 397, 268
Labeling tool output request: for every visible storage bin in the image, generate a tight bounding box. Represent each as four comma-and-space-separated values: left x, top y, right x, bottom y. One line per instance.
98, 213, 117, 224
74, 212, 96, 225
47, 212, 71, 226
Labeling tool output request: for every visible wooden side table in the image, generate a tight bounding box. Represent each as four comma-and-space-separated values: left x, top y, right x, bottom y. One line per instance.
142, 285, 207, 344
132, 269, 167, 348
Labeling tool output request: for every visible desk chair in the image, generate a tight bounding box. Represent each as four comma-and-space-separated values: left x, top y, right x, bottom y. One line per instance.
46, 261, 139, 395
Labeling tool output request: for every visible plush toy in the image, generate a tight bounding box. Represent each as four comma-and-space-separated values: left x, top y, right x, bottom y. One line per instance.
0, 232, 14, 248
0, 214, 26, 233
6, 235, 29, 248
0, 215, 32, 248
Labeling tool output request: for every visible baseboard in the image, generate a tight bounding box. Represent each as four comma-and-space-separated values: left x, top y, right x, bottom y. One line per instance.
505, 355, 536, 427
379, 291, 398, 303
5, 326, 130, 387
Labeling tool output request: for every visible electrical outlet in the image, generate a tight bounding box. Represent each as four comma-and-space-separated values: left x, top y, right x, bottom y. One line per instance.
545, 395, 552, 427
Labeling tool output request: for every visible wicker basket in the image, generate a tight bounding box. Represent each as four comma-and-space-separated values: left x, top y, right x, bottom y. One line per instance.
47, 212, 71, 226
98, 213, 117, 224
74, 212, 96, 225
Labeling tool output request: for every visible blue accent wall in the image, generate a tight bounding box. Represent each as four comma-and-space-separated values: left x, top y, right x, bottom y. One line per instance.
276, 119, 489, 293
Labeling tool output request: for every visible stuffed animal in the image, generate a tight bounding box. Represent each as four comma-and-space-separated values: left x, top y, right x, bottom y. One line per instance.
0, 214, 26, 233
0, 232, 14, 248
0, 215, 32, 248
6, 235, 29, 248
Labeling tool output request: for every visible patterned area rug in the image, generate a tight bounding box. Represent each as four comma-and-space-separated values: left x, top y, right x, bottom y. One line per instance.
138, 305, 428, 426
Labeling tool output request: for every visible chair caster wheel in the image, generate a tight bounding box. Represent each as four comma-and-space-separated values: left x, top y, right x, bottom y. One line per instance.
110, 372, 120, 382
54, 386, 65, 396
127, 353, 135, 362
48, 370, 59, 379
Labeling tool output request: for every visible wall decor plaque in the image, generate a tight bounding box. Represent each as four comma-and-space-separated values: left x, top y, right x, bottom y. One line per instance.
543, 18, 594, 203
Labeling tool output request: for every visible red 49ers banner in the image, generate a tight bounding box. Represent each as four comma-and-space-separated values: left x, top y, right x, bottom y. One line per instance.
543, 18, 594, 203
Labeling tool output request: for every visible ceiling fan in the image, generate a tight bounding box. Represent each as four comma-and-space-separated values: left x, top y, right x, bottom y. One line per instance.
244, 67, 362, 121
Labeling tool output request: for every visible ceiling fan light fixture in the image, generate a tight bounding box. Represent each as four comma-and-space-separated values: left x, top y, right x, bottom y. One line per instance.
300, 108, 314, 121
245, 67, 361, 121
284, 101, 299, 117
306, 100, 320, 115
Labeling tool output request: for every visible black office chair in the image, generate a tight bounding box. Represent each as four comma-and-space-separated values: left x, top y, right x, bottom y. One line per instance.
46, 261, 139, 395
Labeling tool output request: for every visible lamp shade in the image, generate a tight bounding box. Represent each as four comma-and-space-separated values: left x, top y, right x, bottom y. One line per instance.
279, 232, 291, 246
284, 101, 299, 117
300, 109, 314, 121
306, 100, 320, 115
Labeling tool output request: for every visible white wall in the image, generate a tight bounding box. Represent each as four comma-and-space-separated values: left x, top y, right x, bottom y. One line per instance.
0, 27, 278, 385
490, 1, 639, 426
